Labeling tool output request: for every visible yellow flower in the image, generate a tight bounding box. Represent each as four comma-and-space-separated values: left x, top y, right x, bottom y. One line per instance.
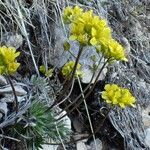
63, 6, 127, 62
99, 38, 128, 61
63, 6, 83, 24
39, 65, 46, 74
62, 61, 83, 79
0, 46, 20, 75
45, 69, 53, 77
102, 84, 136, 108
39, 65, 53, 77
63, 6, 112, 46
7, 62, 20, 74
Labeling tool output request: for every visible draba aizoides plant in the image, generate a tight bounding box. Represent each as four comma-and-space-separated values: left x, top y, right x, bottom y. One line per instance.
0, 46, 20, 75
61, 6, 136, 120
60, 6, 136, 148
0, 46, 20, 112
102, 84, 136, 108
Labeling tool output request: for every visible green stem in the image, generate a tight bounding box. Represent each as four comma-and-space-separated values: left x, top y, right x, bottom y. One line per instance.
56, 58, 109, 121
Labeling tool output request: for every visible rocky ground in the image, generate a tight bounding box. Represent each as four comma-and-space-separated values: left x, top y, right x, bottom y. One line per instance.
0, 0, 150, 150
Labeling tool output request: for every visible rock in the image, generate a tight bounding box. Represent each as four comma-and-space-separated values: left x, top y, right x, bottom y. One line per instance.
0, 102, 8, 118
142, 105, 150, 129
0, 76, 7, 86
73, 134, 89, 150
0, 86, 27, 96
72, 115, 85, 133
145, 128, 150, 148
0, 94, 26, 103
82, 66, 107, 84
73, 134, 89, 141
89, 138, 103, 150
76, 141, 87, 150
0, 76, 7, 85
40, 144, 58, 150
1, 32, 23, 49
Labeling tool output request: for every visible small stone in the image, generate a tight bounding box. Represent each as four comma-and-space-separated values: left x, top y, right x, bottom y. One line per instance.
0, 86, 27, 96
0, 76, 7, 85
40, 144, 58, 150
76, 141, 87, 150
90, 138, 103, 150
2, 32, 23, 49
72, 116, 85, 133
81, 67, 107, 84
0, 94, 25, 103
145, 128, 150, 148
0, 102, 8, 118
142, 105, 150, 129
73, 134, 89, 141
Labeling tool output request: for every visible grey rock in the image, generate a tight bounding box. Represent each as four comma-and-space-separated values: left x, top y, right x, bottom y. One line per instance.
40, 144, 58, 150
0, 94, 26, 103
0, 86, 27, 96
0, 102, 8, 118
145, 128, 150, 148
142, 105, 150, 129
72, 116, 85, 133
73, 133, 89, 141
1, 32, 23, 49
73, 134, 89, 150
90, 138, 103, 150
0, 76, 7, 86
76, 141, 87, 150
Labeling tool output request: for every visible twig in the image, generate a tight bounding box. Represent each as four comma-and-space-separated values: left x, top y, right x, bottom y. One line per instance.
77, 76, 98, 150
0, 134, 20, 142
7, 75, 18, 113
55, 122, 66, 150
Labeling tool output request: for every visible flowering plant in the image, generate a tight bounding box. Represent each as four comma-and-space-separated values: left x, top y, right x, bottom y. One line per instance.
0, 46, 20, 75
102, 84, 136, 108
63, 6, 127, 62
62, 61, 83, 79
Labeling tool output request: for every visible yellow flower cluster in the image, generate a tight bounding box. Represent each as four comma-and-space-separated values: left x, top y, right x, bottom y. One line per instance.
63, 6, 127, 61
62, 61, 83, 78
0, 46, 20, 75
39, 65, 53, 77
102, 84, 136, 108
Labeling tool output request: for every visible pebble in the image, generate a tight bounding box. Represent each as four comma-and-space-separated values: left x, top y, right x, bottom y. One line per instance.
0, 76, 7, 86
2, 33, 23, 49
142, 105, 150, 129
145, 128, 150, 148
0, 86, 27, 96
89, 138, 103, 150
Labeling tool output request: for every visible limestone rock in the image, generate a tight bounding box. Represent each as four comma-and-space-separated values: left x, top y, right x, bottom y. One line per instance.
0, 102, 8, 118
40, 144, 58, 150
1, 32, 23, 49
0, 86, 27, 96
145, 128, 150, 148
89, 138, 103, 150
0, 76, 7, 86
0, 94, 26, 103
142, 105, 150, 129
76, 141, 87, 150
